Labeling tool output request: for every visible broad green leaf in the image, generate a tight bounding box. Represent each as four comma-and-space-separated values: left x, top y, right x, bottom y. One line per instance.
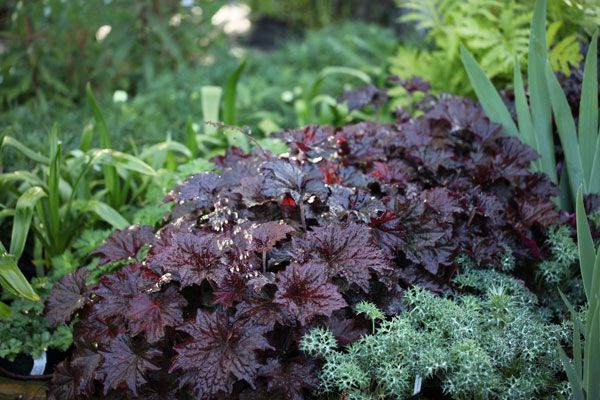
88, 149, 156, 176
0, 301, 12, 318
546, 63, 585, 198
10, 186, 46, 261
460, 46, 519, 137
579, 31, 598, 187
576, 187, 595, 302
201, 86, 223, 138
87, 200, 129, 229
140, 140, 192, 168
223, 58, 247, 125
0, 242, 39, 302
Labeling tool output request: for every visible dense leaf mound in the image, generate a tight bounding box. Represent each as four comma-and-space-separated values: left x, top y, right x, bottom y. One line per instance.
46, 94, 559, 399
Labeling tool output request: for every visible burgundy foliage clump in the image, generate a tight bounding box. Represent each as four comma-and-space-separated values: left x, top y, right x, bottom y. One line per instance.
45, 93, 559, 399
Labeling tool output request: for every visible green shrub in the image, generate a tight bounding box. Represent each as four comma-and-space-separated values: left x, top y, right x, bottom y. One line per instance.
0, 0, 226, 107
392, 0, 584, 95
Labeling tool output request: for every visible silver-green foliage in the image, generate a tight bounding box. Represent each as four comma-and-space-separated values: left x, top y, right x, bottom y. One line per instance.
302, 270, 566, 399
538, 225, 579, 285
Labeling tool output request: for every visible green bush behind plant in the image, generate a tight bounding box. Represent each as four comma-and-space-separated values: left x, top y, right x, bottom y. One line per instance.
0, 22, 396, 167
0, 0, 227, 107
391, 0, 589, 95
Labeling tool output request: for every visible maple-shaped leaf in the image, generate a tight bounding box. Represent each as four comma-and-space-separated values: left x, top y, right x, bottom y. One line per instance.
97, 334, 161, 396
274, 125, 336, 157
327, 186, 385, 222
46, 268, 90, 326
248, 221, 295, 253
47, 361, 79, 400
171, 311, 273, 398
369, 160, 411, 185
369, 204, 455, 275
126, 286, 187, 343
235, 291, 292, 330
94, 264, 159, 320
148, 231, 226, 287
70, 342, 102, 395
91, 225, 155, 265
262, 159, 329, 203
274, 262, 347, 325
260, 358, 318, 400
213, 273, 246, 308
326, 313, 369, 345
293, 223, 390, 291
164, 172, 221, 207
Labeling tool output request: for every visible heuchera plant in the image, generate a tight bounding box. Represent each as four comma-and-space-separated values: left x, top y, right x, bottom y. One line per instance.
45, 88, 559, 399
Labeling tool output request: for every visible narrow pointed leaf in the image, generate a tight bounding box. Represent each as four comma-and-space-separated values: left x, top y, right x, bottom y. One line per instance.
578, 31, 598, 184
557, 346, 585, 400
223, 58, 246, 125
546, 63, 585, 197
86, 200, 130, 229
1, 136, 49, 165
460, 46, 519, 137
528, 0, 556, 184
559, 290, 583, 380
513, 55, 540, 171
576, 187, 595, 301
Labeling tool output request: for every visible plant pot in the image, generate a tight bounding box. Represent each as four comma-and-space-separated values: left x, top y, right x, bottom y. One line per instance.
0, 349, 65, 381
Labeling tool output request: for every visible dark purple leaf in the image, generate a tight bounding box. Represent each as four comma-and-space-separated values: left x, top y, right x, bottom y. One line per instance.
126, 287, 187, 343
46, 268, 90, 326
92, 225, 155, 265
274, 263, 347, 325
293, 223, 391, 291
171, 311, 273, 397
97, 334, 161, 395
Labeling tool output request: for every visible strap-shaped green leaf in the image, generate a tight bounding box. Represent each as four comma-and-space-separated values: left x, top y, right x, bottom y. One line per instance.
1, 136, 49, 165
201, 86, 223, 138
10, 186, 46, 261
87, 149, 156, 176
0, 242, 39, 302
513, 55, 540, 171
460, 46, 519, 137
576, 187, 596, 303
584, 302, 600, 398
223, 58, 247, 126
578, 31, 598, 186
559, 290, 583, 380
528, 0, 556, 185
546, 63, 585, 198
86, 200, 129, 229
558, 346, 585, 400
